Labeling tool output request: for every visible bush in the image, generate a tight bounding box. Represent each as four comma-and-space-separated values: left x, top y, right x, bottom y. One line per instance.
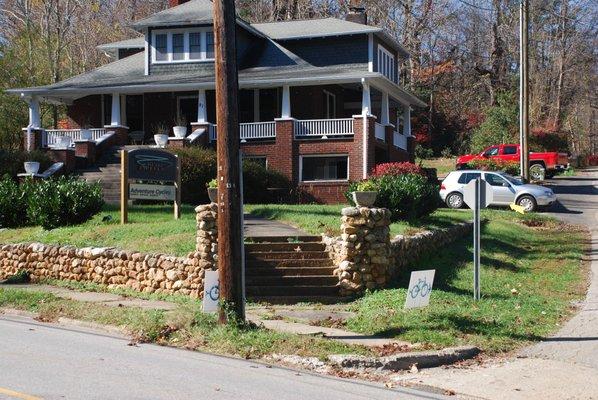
415, 145, 434, 160
441, 147, 453, 158
346, 174, 440, 221
0, 149, 53, 180
27, 177, 103, 230
371, 162, 425, 177
0, 177, 30, 228
172, 147, 290, 204
465, 158, 520, 175
171, 147, 217, 204
469, 91, 518, 153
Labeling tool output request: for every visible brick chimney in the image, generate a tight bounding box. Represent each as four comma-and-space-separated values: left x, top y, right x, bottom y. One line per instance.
169, 0, 191, 7
346, 0, 367, 25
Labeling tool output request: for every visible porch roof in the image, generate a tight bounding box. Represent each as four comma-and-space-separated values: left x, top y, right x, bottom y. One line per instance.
97, 37, 145, 51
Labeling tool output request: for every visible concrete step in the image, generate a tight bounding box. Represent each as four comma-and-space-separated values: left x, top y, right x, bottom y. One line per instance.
246, 266, 336, 276
245, 236, 322, 243
246, 285, 339, 297
246, 251, 331, 261
246, 276, 338, 286
246, 259, 333, 268
247, 295, 347, 304
245, 242, 326, 252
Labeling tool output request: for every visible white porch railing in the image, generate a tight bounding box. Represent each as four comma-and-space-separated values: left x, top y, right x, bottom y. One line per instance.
45, 128, 106, 148
375, 122, 386, 141
209, 122, 276, 141
294, 118, 354, 138
393, 131, 408, 150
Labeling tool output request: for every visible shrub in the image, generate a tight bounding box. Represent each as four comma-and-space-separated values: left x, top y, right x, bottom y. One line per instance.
27, 177, 103, 230
469, 91, 518, 153
171, 147, 217, 204
0, 176, 30, 228
356, 180, 377, 191
0, 149, 53, 180
587, 154, 598, 166
346, 174, 440, 221
415, 145, 434, 160
465, 158, 520, 175
441, 147, 453, 158
371, 162, 425, 177
242, 160, 291, 204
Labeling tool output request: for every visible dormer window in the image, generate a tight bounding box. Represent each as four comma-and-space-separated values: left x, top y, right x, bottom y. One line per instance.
151, 28, 214, 64
377, 45, 396, 83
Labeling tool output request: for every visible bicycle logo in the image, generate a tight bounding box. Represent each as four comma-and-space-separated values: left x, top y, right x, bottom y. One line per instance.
409, 278, 431, 299
208, 285, 219, 302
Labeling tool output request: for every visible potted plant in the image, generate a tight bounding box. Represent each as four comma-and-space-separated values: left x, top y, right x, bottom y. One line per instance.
24, 161, 40, 175
153, 123, 169, 148
173, 115, 188, 138
207, 178, 218, 203
352, 180, 378, 207
80, 120, 93, 141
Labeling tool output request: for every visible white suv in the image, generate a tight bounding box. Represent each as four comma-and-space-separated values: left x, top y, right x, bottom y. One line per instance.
439, 170, 556, 212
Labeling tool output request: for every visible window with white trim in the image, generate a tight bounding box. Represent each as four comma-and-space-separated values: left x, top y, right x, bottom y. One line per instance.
151, 28, 214, 64
323, 90, 336, 119
377, 45, 396, 82
300, 155, 348, 182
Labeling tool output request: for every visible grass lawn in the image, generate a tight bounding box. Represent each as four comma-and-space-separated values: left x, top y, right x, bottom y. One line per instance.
0, 204, 472, 255
0, 287, 369, 359
344, 210, 588, 354
417, 157, 455, 177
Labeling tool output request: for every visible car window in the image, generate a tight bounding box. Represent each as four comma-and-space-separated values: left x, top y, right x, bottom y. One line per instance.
503, 146, 517, 155
457, 172, 481, 184
484, 147, 499, 156
485, 173, 509, 187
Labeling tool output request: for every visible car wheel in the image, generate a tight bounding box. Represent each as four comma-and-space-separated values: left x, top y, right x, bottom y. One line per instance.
446, 192, 464, 209
517, 195, 537, 212
529, 164, 546, 181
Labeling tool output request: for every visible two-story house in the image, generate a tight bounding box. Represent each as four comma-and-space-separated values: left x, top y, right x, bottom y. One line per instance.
9, 0, 425, 203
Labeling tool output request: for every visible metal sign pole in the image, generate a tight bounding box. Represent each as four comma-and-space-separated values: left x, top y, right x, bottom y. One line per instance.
473, 178, 482, 301
120, 150, 129, 225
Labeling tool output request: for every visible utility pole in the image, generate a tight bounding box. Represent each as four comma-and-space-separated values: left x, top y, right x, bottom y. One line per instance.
519, 0, 530, 181
213, 0, 245, 324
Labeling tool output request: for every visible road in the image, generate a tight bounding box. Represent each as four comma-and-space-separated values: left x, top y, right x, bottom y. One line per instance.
0, 314, 448, 400
395, 167, 598, 399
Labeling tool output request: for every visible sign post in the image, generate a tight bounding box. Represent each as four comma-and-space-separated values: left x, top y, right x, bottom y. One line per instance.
463, 177, 493, 301
120, 148, 181, 224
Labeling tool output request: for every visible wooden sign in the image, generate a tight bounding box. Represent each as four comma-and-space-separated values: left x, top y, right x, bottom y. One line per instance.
121, 149, 181, 224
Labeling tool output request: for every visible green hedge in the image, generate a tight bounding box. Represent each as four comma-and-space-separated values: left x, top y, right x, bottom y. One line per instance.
347, 174, 440, 221
0, 176, 103, 230
0, 149, 53, 180
170, 148, 290, 204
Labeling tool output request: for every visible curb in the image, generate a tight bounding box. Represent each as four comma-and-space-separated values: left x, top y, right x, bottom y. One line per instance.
328, 346, 480, 371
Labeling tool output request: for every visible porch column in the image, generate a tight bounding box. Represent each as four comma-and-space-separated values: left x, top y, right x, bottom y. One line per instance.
28, 96, 41, 128
361, 81, 371, 116
402, 106, 411, 136
381, 92, 390, 125
110, 93, 121, 126
253, 89, 260, 122
197, 89, 207, 123
281, 85, 291, 119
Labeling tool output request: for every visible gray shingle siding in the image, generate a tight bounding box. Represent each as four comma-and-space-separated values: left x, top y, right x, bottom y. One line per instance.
281, 35, 369, 68
149, 62, 215, 75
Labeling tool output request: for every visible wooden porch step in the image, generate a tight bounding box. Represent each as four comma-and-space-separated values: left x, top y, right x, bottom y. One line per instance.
245, 259, 333, 268
245, 236, 322, 243
246, 251, 331, 261
245, 275, 338, 286
246, 285, 339, 297
246, 266, 336, 276
244, 242, 326, 252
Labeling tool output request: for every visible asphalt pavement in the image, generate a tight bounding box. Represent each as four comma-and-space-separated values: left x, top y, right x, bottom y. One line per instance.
0, 314, 449, 400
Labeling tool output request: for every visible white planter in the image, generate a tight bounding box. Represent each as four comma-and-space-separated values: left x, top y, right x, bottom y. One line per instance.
173, 126, 187, 138
80, 129, 93, 141
24, 161, 40, 175
352, 191, 378, 208
154, 134, 169, 148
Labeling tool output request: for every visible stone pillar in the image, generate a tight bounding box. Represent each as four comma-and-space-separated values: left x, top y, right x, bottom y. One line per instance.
194, 203, 218, 271
351, 115, 377, 180
273, 118, 296, 183
104, 125, 129, 146
74, 140, 97, 167
22, 127, 45, 151
190, 122, 211, 147
334, 206, 392, 296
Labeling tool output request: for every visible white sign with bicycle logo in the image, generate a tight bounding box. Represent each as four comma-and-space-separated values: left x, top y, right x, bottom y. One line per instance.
405, 270, 436, 309
203, 270, 219, 313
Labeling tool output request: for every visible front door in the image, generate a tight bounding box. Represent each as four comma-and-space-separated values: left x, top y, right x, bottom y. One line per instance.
125, 95, 144, 133
484, 172, 516, 204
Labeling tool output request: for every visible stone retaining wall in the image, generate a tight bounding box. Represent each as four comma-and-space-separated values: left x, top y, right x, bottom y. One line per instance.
324, 212, 473, 296
0, 204, 219, 298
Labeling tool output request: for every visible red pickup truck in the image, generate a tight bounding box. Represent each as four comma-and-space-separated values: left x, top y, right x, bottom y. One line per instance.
456, 144, 569, 180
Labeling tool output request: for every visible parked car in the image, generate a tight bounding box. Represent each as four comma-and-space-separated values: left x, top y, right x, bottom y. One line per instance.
440, 170, 557, 212
456, 144, 569, 180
